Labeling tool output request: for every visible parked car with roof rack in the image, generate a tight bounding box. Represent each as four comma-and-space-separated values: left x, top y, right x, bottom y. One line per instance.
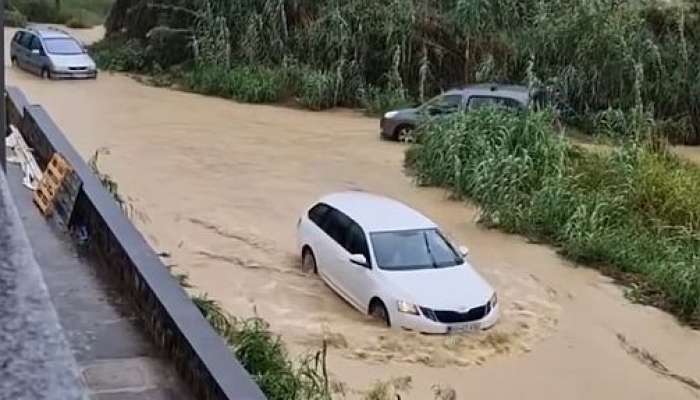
380, 83, 538, 142
296, 191, 499, 334
10, 25, 97, 80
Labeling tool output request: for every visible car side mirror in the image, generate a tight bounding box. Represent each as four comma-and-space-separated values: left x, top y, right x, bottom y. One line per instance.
349, 254, 369, 268
31, 49, 40, 55
459, 246, 469, 258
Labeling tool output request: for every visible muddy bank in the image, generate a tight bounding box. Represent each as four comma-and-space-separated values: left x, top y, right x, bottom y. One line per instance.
6, 27, 700, 399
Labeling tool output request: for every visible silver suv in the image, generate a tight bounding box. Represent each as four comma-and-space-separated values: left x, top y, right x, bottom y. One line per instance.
10, 26, 97, 79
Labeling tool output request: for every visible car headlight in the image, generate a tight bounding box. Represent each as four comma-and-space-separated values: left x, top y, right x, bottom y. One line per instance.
384, 111, 399, 119
489, 292, 498, 309
397, 300, 419, 315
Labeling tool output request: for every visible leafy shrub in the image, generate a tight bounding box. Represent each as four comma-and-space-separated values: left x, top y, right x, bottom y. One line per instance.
184, 64, 288, 103
144, 26, 193, 69
12, 0, 61, 22
192, 294, 333, 400
66, 15, 89, 29
297, 70, 337, 111
5, 9, 28, 27
12, 0, 110, 25
225, 66, 288, 103
360, 86, 413, 116
410, 109, 700, 325
91, 38, 148, 72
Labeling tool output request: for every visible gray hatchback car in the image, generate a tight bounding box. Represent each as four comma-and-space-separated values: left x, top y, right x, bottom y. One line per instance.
380, 84, 533, 141
10, 26, 97, 79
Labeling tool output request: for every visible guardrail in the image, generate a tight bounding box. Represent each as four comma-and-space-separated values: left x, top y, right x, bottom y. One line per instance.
5, 86, 266, 400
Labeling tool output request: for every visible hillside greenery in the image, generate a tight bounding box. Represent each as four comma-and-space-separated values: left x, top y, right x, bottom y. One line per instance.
92, 0, 700, 142
407, 107, 700, 327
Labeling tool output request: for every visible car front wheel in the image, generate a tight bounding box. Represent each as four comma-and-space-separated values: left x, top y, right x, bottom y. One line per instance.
369, 299, 390, 327
41, 68, 52, 80
394, 125, 414, 143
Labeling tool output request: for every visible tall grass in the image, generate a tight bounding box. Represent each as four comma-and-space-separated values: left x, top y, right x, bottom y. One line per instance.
95, 0, 700, 140
409, 109, 700, 326
184, 64, 291, 103
192, 294, 333, 400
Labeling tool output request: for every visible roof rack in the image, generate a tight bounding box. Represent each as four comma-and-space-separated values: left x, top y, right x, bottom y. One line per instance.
24, 24, 71, 36
45, 25, 69, 34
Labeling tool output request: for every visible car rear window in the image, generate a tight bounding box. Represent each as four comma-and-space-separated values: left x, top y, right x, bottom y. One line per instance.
44, 38, 83, 55
322, 209, 353, 246
308, 203, 331, 226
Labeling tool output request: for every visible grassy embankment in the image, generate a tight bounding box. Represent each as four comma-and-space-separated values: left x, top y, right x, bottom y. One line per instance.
407, 108, 700, 327
91, 0, 700, 144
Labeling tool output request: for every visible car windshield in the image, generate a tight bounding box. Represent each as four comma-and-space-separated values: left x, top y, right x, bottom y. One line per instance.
43, 38, 83, 55
370, 229, 462, 271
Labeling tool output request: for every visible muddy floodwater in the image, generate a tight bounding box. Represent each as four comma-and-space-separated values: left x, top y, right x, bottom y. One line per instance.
7, 28, 700, 399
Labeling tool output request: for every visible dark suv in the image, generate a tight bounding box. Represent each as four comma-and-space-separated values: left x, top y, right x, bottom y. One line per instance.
380, 84, 533, 141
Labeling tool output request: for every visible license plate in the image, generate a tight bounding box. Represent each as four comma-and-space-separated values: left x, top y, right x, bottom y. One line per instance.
449, 322, 481, 333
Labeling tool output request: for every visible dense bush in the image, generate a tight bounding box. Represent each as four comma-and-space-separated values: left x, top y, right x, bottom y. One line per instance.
193, 295, 333, 400
65, 13, 89, 28
91, 38, 148, 72
409, 109, 700, 326
296, 70, 337, 111
9, 0, 111, 26
184, 64, 289, 103
5, 9, 28, 27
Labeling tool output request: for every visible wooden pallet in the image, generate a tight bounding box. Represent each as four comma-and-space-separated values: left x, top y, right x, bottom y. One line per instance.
33, 153, 73, 216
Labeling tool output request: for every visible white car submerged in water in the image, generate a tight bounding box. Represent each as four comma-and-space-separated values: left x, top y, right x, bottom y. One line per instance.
297, 191, 499, 334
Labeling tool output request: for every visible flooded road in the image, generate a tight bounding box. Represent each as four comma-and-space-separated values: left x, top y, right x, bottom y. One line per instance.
7, 28, 700, 399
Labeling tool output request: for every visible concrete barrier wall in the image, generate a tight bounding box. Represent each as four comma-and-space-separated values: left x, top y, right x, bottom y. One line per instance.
6, 87, 266, 400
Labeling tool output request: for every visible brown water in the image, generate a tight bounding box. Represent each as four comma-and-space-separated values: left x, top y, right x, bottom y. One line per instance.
7, 27, 700, 400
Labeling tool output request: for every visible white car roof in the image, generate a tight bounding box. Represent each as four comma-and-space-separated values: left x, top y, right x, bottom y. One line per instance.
319, 191, 437, 232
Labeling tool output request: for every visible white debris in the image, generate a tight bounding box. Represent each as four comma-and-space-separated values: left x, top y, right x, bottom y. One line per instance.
5, 126, 43, 190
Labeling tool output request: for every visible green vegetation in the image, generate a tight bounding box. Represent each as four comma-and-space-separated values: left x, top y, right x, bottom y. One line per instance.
5, 8, 28, 27
183, 64, 290, 103
7, 0, 113, 27
407, 108, 700, 327
192, 294, 334, 400
94, 0, 700, 141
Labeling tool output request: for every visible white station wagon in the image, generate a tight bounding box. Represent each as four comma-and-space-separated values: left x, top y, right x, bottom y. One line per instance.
297, 191, 499, 334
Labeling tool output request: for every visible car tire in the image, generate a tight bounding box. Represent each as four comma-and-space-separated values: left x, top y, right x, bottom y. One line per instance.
369, 299, 391, 327
394, 125, 414, 143
10, 57, 16, 66
301, 247, 317, 274
41, 68, 51, 80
